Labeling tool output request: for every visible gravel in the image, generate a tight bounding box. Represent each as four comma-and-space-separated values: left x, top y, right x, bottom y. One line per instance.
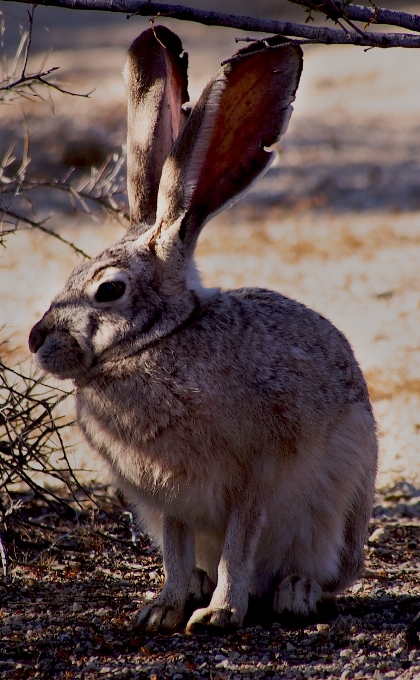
0, 484, 419, 679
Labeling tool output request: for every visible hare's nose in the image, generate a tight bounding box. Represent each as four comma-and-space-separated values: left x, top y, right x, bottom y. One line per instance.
29, 322, 47, 353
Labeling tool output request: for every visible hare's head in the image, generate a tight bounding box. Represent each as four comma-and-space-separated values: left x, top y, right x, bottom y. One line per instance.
29, 27, 303, 383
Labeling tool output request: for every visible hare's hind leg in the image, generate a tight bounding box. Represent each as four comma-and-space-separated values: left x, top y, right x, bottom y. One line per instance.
273, 403, 377, 617
330, 405, 377, 593
274, 575, 322, 616
335, 463, 377, 592
186, 567, 215, 606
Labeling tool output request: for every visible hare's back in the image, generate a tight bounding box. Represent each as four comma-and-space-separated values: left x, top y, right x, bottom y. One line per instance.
188, 287, 370, 413
131, 286, 372, 463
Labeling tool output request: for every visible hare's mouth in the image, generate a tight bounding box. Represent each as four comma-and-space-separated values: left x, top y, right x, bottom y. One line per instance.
30, 327, 92, 381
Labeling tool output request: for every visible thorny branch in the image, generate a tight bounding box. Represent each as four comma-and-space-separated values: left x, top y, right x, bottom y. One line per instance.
0, 8, 132, 571
0, 360, 76, 505
0, 359, 141, 570
2, 0, 420, 48
0, 148, 129, 256
286, 1, 420, 33
0, 7, 92, 103
1, 6, 129, 255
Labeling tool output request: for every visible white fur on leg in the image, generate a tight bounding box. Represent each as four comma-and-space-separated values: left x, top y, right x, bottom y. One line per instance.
274, 575, 322, 616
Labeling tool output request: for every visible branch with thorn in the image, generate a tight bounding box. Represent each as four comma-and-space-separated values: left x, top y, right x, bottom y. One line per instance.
1, 0, 420, 48
1, 146, 129, 257
0, 6, 93, 104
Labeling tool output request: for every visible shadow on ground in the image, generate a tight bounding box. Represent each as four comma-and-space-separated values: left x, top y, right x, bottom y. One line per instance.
1, 486, 419, 679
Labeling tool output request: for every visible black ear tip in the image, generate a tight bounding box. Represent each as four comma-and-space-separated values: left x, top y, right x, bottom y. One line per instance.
128, 25, 185, 59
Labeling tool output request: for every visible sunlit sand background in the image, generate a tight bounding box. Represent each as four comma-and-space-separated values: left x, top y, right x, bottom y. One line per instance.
1, 1, 420, 489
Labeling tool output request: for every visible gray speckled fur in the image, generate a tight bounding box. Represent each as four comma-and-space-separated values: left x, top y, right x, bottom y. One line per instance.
29, 27, 377, 633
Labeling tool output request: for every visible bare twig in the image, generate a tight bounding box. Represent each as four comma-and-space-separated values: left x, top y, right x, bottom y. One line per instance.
0, 210, 92, 257
0, 6, 92, 103
0, 65, 93, 100
1, 147, 129, 255
26, 526, 79, 564
0, 360, 79, 509
0, 534, 7, 581
1, 11, 123, 256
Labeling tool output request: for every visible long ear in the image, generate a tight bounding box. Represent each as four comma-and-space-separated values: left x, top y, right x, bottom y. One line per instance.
154, 37, 302, 253
124, 26, 189, 230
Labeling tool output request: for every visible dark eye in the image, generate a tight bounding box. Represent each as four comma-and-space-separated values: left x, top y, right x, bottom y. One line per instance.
95, 280, 126, 303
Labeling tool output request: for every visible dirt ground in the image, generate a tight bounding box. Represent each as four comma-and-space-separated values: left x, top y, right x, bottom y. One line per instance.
1, 487, 420, 679
1, 2, 420, 678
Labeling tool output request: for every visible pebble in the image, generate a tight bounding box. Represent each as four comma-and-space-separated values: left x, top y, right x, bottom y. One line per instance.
84, 662, 100, 672
97, 608, 110, 617
350, 583, 363, 594
340, 669, 353, 680
340, 649, 353, 659
369, 527, 390, 544
58, 633, 72, 643
354, 633, 370, 644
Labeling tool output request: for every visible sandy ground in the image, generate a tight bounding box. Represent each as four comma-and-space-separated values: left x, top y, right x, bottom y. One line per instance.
1, 5, 420, 491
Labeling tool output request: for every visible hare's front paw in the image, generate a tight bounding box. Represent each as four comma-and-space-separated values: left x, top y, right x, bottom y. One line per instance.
186, 606, 243, 634
274, 575, 322, 617
134, 603, 185, 633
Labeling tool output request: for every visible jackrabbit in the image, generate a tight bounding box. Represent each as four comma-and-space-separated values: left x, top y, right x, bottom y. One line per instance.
29, 27, 377, 634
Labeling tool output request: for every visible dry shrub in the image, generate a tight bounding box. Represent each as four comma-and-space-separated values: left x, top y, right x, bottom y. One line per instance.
0, 360, 79, 509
